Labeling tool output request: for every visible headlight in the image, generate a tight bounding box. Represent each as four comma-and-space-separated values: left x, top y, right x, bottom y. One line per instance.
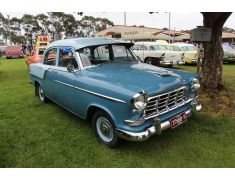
131, 92, 148, 112
192, 78, 200, 90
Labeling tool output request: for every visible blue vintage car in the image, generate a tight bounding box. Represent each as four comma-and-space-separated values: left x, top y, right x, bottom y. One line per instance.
29, 38, 202, 147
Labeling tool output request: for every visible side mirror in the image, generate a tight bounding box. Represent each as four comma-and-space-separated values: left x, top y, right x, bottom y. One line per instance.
67, 63, 75, 73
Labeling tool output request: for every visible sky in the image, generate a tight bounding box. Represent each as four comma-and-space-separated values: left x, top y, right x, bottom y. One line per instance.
2, 12, 235, 31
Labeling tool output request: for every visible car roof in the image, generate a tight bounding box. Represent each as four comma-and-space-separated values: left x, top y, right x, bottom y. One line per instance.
47, 38, 133, 50
135, 42, 169, 46
173, 43, 195, 47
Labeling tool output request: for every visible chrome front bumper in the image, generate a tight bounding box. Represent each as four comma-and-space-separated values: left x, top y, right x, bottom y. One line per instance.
160, 60, 185, 65
116, 103, 202, 142
160, 60, 173, 65
178, 61, 185, 65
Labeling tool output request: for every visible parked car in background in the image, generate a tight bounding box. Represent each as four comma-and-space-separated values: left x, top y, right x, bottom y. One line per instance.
222, 44, 235, 63
29, 38, 202, 147
230, 44, 235, 50
0, 46, 7, 54
173, 43, 197, 64
132, 42, 184, 67
6, 45, 24, 59
25, 46, 47, 67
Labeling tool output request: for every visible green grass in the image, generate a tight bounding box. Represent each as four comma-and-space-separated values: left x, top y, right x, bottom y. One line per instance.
0, 57, 235, 167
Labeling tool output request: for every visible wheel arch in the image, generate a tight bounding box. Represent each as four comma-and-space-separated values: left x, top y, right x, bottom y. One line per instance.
86, 104, 115, 124
33, 80, 42, 96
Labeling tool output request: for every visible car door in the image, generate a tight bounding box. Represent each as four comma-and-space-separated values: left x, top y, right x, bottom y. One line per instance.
42, 47, 58, 100
53, 47, 79, 111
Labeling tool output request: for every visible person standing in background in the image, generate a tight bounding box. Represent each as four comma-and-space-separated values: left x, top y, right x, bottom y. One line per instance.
0, 48, 2, 59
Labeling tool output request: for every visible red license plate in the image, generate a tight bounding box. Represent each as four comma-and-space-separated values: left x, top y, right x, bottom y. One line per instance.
170, 113, 188, 129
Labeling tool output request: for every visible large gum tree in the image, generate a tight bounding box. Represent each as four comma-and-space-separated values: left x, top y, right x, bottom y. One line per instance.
201, 12, 232, 91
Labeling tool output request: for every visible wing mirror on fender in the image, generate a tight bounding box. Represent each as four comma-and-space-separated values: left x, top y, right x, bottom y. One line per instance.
67, 63, 75, 73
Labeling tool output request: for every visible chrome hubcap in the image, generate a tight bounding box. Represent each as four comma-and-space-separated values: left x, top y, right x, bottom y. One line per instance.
147, 59, 152, 64
96, 117, 113, 142
39, 86, 44, 101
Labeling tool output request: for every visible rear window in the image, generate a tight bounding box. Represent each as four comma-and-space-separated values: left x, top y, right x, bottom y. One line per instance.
38, 48, 46, 55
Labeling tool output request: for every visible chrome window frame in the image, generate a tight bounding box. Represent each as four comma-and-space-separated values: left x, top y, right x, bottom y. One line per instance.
42, 47, 59, 67
43, 46, 81, 72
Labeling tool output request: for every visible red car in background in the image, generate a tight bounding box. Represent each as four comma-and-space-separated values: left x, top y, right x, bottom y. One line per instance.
25, 46, 47, 67
6, 45, 24, 59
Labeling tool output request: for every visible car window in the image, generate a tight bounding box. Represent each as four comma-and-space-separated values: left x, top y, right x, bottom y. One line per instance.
140, 45, 148, 50
77, 47, 93, 67
172, 46, 182, 51
150, 45, 168, 51
163, 45, 172, 50
38, 48, 46, 55
94, 46, 110, 60
44, 48, 57, 66
113, 45, 135, 61
58, 48, 78, 69
181, 46, 197, 51
132, 44, 140, 50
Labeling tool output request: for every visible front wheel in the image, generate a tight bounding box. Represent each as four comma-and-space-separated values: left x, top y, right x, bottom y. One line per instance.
92, 110, 119, 148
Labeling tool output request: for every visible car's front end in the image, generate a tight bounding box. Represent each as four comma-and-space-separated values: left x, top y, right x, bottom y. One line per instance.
183, 51, 198, 64
86, 60, 202, 142
112, 67, 201, 141
160, 51, 185, 66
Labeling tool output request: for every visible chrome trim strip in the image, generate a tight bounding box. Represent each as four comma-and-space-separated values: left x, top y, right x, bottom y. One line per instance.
54, 80, 127, 103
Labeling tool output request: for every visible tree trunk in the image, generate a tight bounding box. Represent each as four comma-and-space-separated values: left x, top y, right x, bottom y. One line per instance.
201, 12, 232, 91
201, 25, 224, 90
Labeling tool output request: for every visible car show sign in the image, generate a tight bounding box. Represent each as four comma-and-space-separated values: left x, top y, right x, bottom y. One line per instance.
36, 35, 49, 47
190, 26, 212, 42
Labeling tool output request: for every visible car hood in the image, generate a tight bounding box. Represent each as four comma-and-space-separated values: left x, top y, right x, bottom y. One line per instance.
82, 61, 188, 96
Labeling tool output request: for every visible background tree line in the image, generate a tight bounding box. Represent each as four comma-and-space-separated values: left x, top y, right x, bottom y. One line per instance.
0, 12, 113, 46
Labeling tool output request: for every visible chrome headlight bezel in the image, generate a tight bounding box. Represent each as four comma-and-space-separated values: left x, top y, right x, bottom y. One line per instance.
191, 78, 200, 90
131, 91, 148, 112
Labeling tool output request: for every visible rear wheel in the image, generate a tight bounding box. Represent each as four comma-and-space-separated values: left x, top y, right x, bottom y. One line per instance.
92, 110, 119, 148
144, 57, 152, 64
36, 83, 48, 103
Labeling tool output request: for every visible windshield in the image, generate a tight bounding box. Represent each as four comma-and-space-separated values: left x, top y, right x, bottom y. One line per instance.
171, 45, 182, 51
149, 45, 172, 51
181, 45, 197, 51
77, 44, 137, 67
222, 44, 234, 51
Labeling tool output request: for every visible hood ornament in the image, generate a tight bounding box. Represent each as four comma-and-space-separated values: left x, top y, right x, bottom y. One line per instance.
152, 70, 173, 76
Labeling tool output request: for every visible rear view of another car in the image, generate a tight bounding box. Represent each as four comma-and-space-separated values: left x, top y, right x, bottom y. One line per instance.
222, 44, 235, 64
26, 46, 46, 67
6, 45, 24, 59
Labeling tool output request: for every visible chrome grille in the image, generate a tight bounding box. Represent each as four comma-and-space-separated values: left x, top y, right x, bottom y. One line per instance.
145, 86, 188, 118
